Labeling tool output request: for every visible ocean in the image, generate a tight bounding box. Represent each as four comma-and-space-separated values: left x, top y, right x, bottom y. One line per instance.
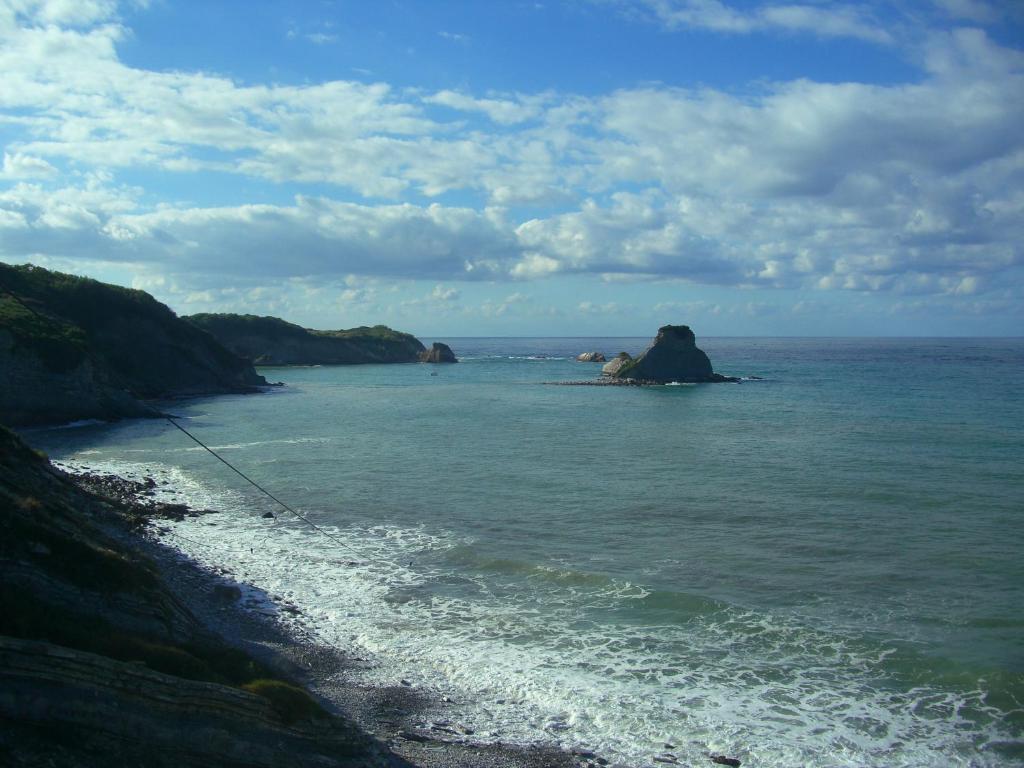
28, 337, 1024, 767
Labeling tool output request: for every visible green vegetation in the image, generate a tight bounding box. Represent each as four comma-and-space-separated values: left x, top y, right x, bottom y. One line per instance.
188, 313, 419, 345
186, 312, 425, 365
311, 324, 419, 343
0, 294, 88, 373
187, 313, 309, 338
0, 263, 164, 330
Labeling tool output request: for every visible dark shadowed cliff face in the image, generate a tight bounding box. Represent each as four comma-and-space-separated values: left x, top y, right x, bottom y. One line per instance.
0, 425, 387, 767
612, 325, 728, 383
186, 313, 426, 365
0, 264, 267, 427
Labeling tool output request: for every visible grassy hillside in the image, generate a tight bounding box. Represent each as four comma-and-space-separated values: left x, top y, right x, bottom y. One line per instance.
186, 313, 425, 365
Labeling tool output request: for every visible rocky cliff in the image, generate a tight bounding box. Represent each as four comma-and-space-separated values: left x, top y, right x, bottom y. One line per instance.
418, 342, 458, 363
601, 352, 632, 377
0, 264, 267, 427
611, 325, 735, 383
186, 313, 426, 366
0, 423, 388, 767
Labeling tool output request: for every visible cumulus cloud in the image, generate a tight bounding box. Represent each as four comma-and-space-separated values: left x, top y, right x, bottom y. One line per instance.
0, 1, 1021, 310
0, 186, 523, 281
1, 152, 57, 178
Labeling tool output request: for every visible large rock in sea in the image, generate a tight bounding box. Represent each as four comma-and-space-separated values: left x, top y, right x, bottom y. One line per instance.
418, 342, 458, 363
576, 352, 606, 362
611, 325, 735, 383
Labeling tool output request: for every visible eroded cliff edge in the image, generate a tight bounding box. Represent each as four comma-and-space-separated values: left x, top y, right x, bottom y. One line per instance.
0, 264, 268, 427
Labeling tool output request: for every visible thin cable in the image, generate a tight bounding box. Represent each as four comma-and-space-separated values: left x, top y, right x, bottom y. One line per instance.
164, 416, 394, 568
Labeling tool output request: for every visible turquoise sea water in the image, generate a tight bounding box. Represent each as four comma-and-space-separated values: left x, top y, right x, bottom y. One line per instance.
30, 338, 1024, 766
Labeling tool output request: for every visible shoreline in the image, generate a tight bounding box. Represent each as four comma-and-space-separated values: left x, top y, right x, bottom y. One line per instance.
61, 463, 599, 768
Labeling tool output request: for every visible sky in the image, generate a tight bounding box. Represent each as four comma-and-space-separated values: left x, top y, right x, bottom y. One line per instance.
1, 0, 1022, 336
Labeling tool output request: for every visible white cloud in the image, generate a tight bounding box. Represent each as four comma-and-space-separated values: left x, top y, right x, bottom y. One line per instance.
931, 0, 1000, 23
0, 3, 1021, 310
1, 152, 57, 178
425, 90, 543, 125
0, 186, 523, 281
438, 30, 469, 43
430, 284, 460, 302
5, 0, 120, 27
603, 0, 892, 43
305, 32, 337, 45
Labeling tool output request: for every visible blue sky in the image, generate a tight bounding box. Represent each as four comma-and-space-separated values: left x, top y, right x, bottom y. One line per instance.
1, 0, 1022, 336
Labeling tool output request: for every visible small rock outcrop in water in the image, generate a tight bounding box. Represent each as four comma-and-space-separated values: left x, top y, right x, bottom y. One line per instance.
576, 352, 606, 362
418, 342, 458, 363
611, 325, 736, 383
601, 352, 632, 376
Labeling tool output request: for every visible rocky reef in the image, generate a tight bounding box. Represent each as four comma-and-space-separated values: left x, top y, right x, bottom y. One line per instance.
0, 264, 267, 427
576, 352, 606, 363
186, 313, 426, 366
418, 342, 458, 363
610, 326, 736, 383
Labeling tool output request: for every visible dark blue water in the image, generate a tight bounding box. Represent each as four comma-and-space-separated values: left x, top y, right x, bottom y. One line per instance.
31, 337, 1024, 766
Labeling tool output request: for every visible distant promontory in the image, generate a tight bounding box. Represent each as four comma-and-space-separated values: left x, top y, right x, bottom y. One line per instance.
185, 313, 426, 366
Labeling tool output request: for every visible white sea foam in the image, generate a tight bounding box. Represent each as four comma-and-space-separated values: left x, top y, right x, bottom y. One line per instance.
58, 457, 1019, 768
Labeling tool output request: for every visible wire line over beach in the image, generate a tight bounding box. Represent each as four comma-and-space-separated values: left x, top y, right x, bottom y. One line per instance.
165, 416, 405, 572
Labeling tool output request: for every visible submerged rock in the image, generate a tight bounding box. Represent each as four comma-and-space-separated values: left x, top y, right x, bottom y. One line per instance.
610, 325, 736, 383
576, 351, 606, 362
418, 342, 458, 363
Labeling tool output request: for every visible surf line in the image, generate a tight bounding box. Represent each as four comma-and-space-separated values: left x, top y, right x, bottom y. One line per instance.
164, 416, 406, 571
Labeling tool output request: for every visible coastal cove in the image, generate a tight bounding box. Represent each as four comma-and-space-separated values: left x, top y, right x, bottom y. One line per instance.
24, 336, 1024, 767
